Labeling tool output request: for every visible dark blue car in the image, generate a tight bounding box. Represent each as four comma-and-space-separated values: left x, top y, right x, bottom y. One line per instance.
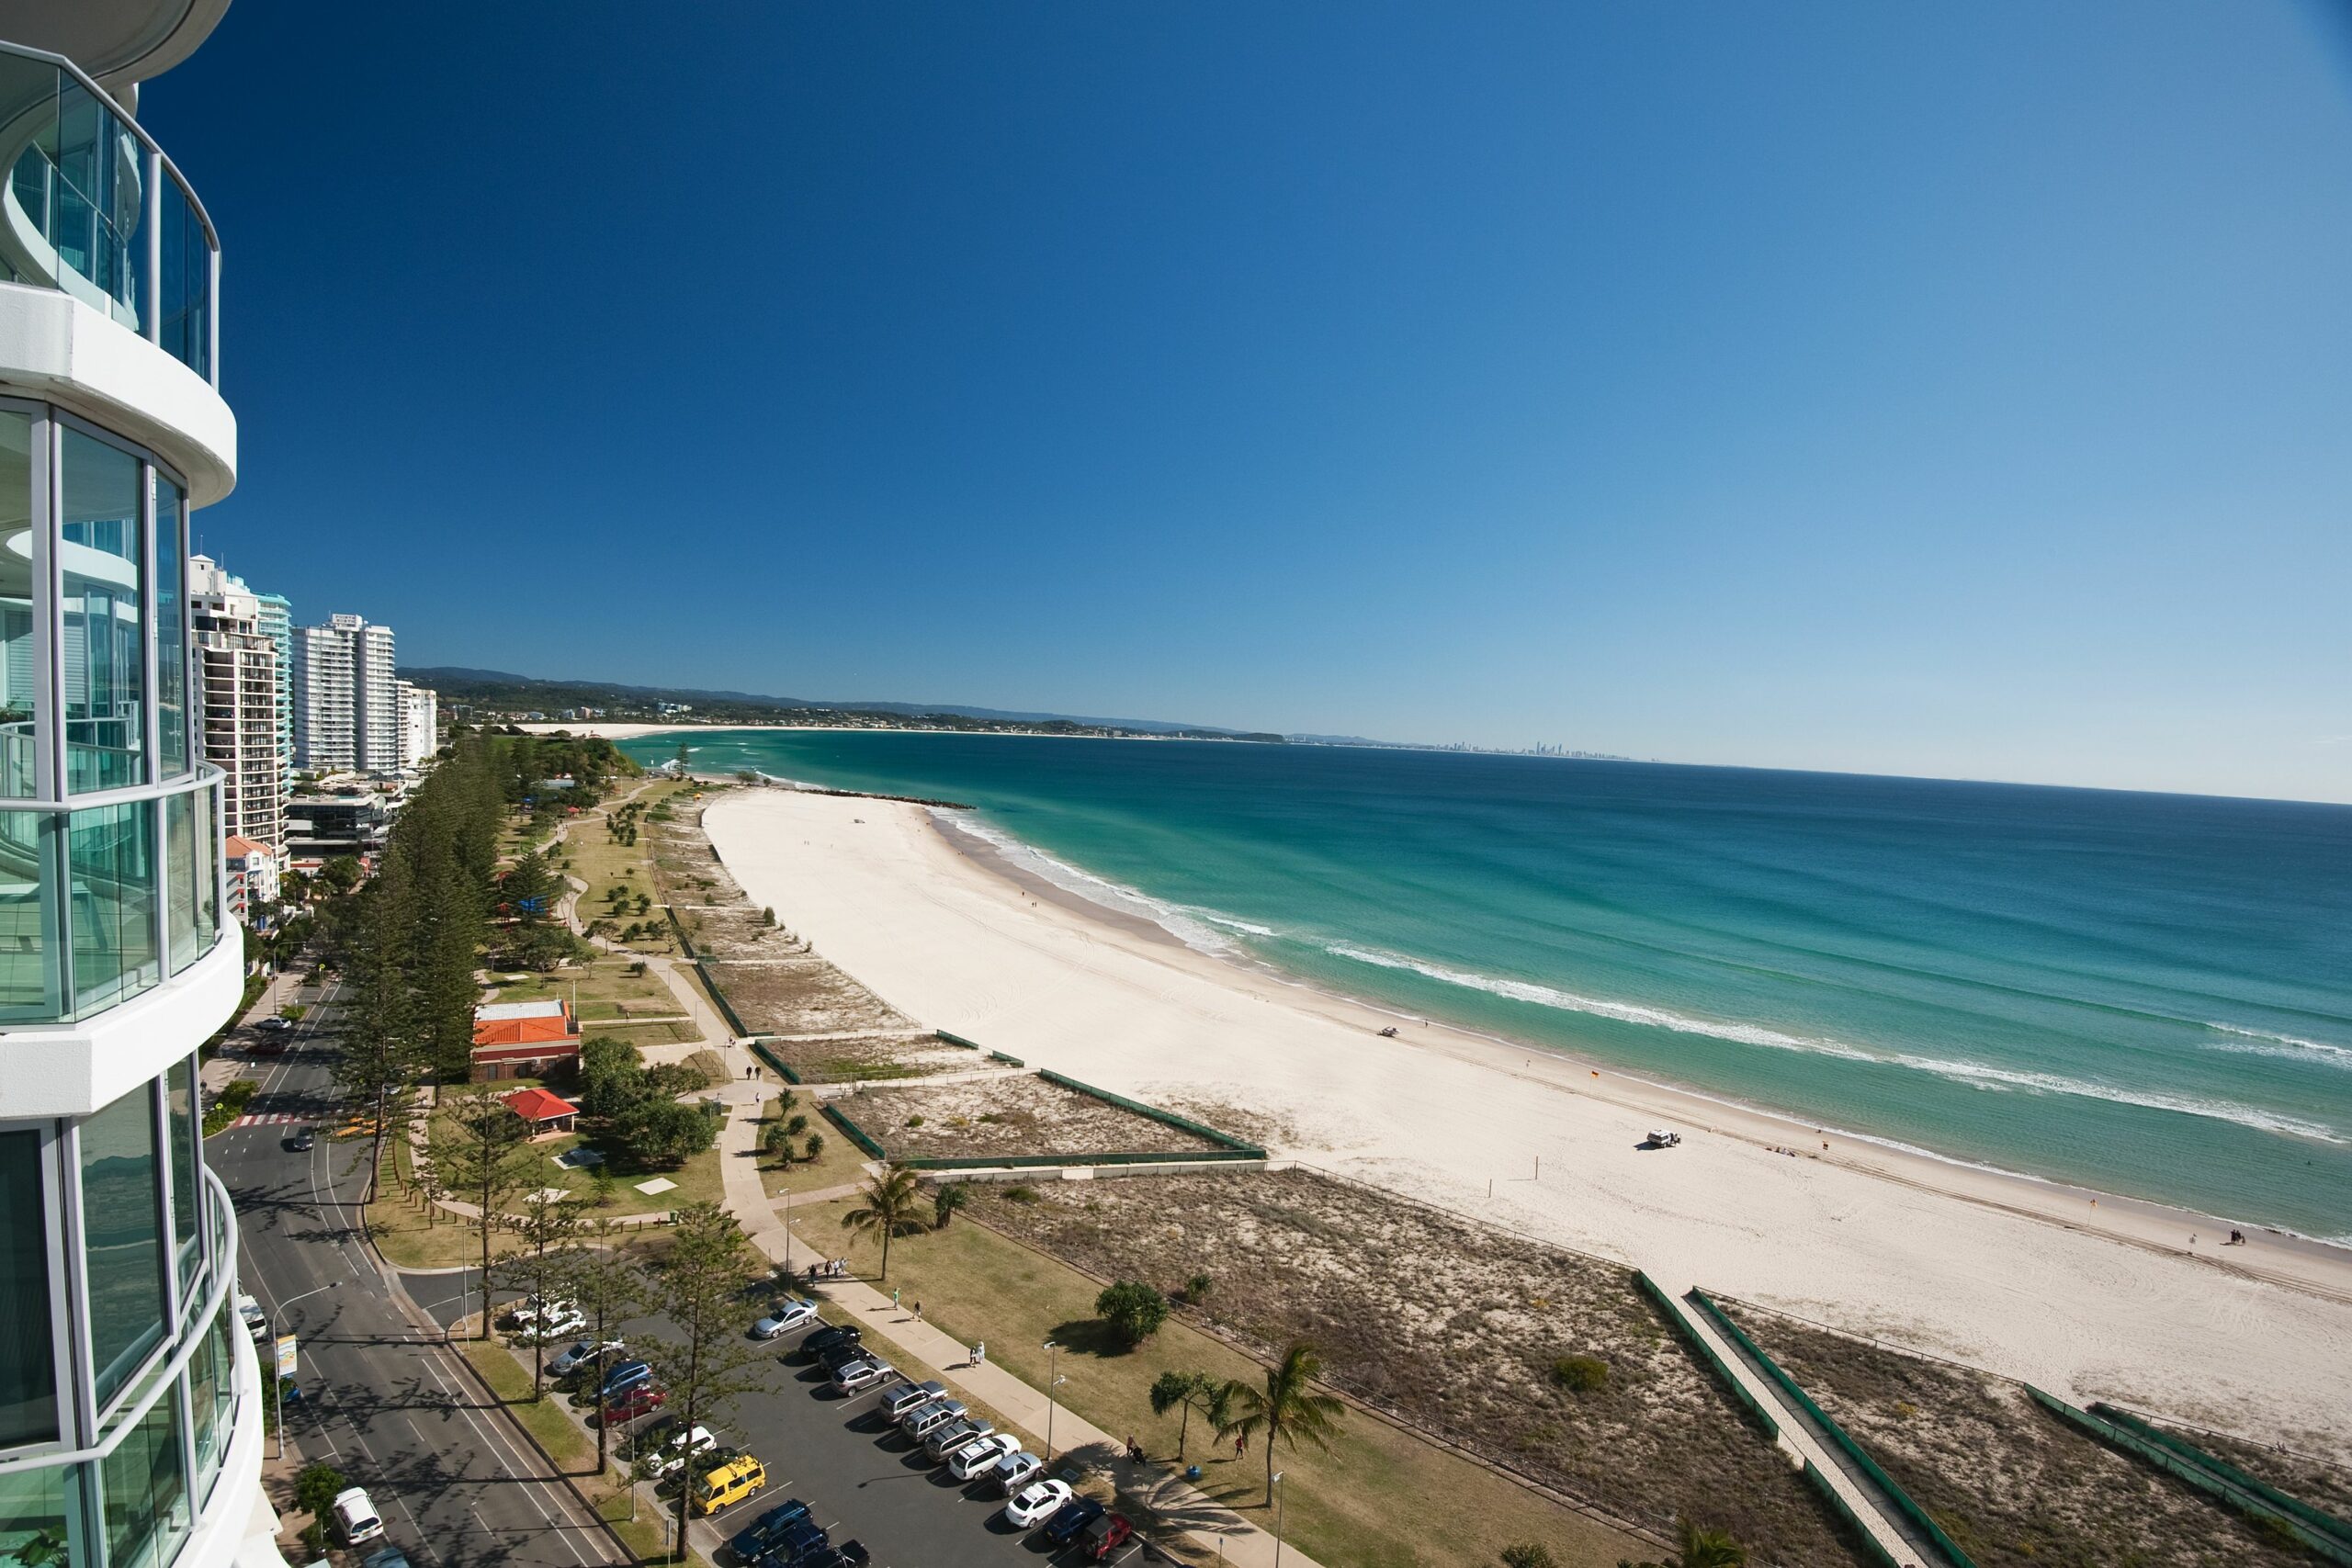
728, 1498, 812, 1562
1040, 1496, 1106, 1548
753, 1519, 828, 1568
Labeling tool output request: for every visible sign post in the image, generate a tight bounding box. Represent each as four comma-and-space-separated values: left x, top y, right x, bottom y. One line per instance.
273, 1336, 297, 1457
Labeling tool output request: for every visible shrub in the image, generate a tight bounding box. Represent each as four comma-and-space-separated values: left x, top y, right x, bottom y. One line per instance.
1551, 1354, 1609, 1393
1095, 1280, 1170, 1349
1185, 1272, 1213, 1303
1003, 1185, 1038, 1203
610, 1099, 716, 1168
293, 1462, 347, 1519
1501, 1546, 1558, 1568
801, 1132, 824, 1161
906, 1114, 924, 1128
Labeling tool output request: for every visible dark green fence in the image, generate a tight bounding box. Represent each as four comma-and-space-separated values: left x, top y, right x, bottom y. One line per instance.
1036, 1069, 1264, 1156
820, 1101, 887, 1159
2030, 1390, 2352, 1565
936, 1031, 981, 1050
2086, 1403, 2352, 1553
750, 1039, 802, 1085
1688, 1292, 1975, 1568
1632, 1271, 1776, 1439
1803, 1461, 1902, 1568
814, 1069, 1265, 1172
988, 1051, 1025, 1067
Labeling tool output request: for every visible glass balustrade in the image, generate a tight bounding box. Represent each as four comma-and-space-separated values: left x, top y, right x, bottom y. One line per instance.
0, 45, 216, 383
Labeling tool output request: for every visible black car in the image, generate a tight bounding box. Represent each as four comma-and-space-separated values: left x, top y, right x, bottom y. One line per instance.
728, 1498, 812, 1562
802, 1324, 860, 1359
287, 1126, 316, 1152
815, 1340, 869, 1375
1040, 1496, 1106, 1547
794, 1545, 868, 1568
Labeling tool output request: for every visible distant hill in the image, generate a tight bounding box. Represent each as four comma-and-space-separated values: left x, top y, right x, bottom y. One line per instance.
400, 666, 1285, 743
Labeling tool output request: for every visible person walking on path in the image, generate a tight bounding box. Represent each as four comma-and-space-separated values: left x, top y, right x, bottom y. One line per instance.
972, 1341, 985, 1368
893, 1288, 901, 1311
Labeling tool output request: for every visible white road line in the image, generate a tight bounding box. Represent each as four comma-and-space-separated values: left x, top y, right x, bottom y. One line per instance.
413, 1354, 603, 1567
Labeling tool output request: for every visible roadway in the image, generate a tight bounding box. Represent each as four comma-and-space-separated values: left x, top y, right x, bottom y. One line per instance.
209, 982, 629, 1568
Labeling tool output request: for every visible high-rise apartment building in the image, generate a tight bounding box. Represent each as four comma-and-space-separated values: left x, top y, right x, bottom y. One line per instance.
187, 558, 284, 851
291, 615, 397, 774
251, 592, 291, 805
395, 680, 438, 771
0, 8, 277, 1568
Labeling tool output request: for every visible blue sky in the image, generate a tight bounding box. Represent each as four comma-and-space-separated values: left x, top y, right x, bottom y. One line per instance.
154, 3, 2352, 800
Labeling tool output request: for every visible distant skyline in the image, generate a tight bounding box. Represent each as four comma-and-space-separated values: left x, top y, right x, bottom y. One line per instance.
154, 3, 2352, 802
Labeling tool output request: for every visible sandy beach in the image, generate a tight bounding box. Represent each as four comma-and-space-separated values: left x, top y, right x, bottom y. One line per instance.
704, 786, 2352, 1459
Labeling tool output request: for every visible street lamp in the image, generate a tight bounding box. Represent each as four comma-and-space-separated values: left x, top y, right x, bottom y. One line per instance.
269, 1281, 340, 1457
1042, 1340, 1067, 1460
1272, 1472, 1286, 1568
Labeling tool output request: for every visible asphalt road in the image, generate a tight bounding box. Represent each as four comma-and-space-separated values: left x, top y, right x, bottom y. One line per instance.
211, 983, 628, 1568
404, 1271, 1123, 1567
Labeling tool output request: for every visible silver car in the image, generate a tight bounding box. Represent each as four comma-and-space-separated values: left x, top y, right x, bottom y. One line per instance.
903, 1399, 967, 1440
882, 1381, 945, 1422
831, 1357, 895, 1394
924, 1416, 994, 1460
992, 1450, 1044, 1496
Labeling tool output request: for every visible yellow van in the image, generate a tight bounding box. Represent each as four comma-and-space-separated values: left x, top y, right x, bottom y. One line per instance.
691, 1455, 765, 1516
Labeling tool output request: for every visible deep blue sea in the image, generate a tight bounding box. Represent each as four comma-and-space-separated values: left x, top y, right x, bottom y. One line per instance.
622, 731, 2352, 1239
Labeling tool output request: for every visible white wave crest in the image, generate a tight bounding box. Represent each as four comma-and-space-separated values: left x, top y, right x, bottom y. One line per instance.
936, 814, 1244, 953
2206, 1022, 2352, 1069
1320, 943, 2347, 1145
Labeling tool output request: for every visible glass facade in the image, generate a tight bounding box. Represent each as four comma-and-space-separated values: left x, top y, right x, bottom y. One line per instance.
0, 409, 34, 799
80, 1083, 165, 1407
62, 429, 143, 795
0, 1128, 57, 1448
99, 1382, 188, 1568
165, 1060, 198, 1297
0, 46, 216, 382
154, 479, 186, 781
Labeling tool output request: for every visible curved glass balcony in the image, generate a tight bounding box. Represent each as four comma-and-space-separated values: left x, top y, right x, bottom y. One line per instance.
0, 44, 216, 384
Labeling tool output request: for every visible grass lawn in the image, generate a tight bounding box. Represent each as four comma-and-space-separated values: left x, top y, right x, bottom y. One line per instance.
488, 953, 681, 1023
795, 1199, 1651, 1568
749, 1097, 875, 1192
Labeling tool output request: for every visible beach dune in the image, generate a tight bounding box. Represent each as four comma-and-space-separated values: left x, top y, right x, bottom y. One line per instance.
706, 787, 2352, 1459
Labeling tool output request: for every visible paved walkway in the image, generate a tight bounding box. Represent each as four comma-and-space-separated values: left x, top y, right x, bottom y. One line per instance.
711, 1101, 1325, 1568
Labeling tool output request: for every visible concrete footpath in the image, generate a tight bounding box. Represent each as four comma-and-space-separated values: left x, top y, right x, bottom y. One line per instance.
713, 1097, 1325, 1568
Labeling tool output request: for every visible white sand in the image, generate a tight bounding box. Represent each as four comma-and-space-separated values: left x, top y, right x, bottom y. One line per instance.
707, 788, 2352, 1458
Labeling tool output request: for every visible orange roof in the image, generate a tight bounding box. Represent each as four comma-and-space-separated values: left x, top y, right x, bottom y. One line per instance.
471, 1015, 581, 1047
502, 1088, 577, 1123
222, 836, 272, 858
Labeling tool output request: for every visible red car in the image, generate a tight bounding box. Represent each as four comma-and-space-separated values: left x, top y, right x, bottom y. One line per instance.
1081, 1513, 1134, 1562
601, 1383, 667, 1427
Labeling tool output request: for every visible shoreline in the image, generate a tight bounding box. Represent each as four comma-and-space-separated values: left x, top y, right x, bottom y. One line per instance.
701, 784, 2352, 1457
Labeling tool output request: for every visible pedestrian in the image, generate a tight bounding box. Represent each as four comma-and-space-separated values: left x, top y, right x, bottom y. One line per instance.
973, 1341, 986, 1367
914, 1300, 922, 1321
893, 1287, 901, 1310
1234, 1432, 1247, 1458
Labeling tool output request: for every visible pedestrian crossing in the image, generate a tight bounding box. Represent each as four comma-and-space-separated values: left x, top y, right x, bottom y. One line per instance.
231, 1111, 308, 1127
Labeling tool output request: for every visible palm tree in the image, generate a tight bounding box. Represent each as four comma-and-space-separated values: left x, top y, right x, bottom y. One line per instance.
932, 1181, 971, 1230
1670, 1518, 1747, 1568
1216, 1342, 1346, 1502
839, 1163, 926, 1280
1148, 1370, 1228, 1462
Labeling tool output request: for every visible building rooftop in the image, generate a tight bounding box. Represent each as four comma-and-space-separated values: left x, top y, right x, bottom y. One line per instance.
476, 999, 571, 1021
501, 1088, 577, 1124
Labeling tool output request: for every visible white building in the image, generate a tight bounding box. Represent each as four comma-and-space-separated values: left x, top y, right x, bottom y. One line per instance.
0, 7, 280, 1568
187, 558, 283, 851
394, 679, 437, 771
293, 615, 397, 774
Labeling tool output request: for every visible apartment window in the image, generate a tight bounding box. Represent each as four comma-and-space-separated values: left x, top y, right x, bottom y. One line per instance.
100, 1382, 189, 1568
80, 1084, 166, 1405
0, 810, 61, 1021
0, 410, 35, 799
62, 430, 145, 795
164, 793, 196, 977
187, 1301, 235, 1497
0, 1129, 57, 1449
0, 1462, 73, 1568
155, 478, 187, 779
68, 801, 160, 1015
165, 1057, 200, 1295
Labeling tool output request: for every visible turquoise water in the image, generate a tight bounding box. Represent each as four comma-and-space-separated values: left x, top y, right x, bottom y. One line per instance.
624, 731, 2352, 1238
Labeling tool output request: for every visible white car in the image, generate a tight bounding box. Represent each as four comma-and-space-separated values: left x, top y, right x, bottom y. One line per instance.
644, 1425, 717, 1479
992, 1450, 1044, 1495
511, 1300, 585, 1343
1004, 1479, 1072, 1529
751, 1297, 820, 1339
548, 1338, 624, 1377
831, 1357, 895, 1394
332, 1487, 384, 1545
237, 1293, 267, 1344
947, 1432, 1021, 1481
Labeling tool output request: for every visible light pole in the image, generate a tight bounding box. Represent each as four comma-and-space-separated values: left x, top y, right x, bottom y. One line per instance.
1042, 1340, 1066, 1460
269, 1281, 340, 1457
1272, 1472, 1286, 1568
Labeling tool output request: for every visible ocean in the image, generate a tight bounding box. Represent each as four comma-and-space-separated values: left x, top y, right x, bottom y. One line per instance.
620, 730, 2352, 1240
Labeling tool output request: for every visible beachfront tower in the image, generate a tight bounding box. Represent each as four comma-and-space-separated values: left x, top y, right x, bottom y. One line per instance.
0, 6, 280, 1568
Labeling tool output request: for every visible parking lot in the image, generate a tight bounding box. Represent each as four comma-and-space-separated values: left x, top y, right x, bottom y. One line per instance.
402, 1272, 1148, 1568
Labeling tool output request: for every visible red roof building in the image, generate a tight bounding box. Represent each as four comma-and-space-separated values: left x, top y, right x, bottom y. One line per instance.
501, 1087, 579, 1136
469, 998, 582, 1081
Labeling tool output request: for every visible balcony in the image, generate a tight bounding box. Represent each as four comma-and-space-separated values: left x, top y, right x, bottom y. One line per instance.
0, 42, 215, 384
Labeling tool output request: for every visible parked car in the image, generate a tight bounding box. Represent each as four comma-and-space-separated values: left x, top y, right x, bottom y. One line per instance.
947, 1432, 1021, 1481
923, 1416, 993, 1461
991, 1450, 1045, 1496
602, 1382, 667, 1427
1041, 1495, 1106, 1546
792, 1545, 868, 1568
903, 1400, 967, 1441
332, 1488, 385, 1545
360, 1547, 412, 1568
692, 1455, 767, 1517
255, 1016, 295, 1033
599, 1359, 655, 1400
751, 1298, 820, 1339
728, 1498, 812, 1562
880, 1381, 944, 1421
550, 1338, 626, 1378
1004, 1478, 1073, 1529
816, 1340, 870, 1376
1082, 1512, 1136, 1562
755, 1518, 828, 1568
286, 1126, 316, 1152
830, 1357, 894, 1394
514, 1303, 585, 1344
802, 1324, 861, 1359
646, 1425, 718, 1480
237, 1294, 267, 1344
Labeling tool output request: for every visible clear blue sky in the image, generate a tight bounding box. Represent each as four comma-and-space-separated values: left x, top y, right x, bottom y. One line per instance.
154, 2, 2352, 801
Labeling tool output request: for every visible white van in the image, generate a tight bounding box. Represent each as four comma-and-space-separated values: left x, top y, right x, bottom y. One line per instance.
333, 1488, 384, 1544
